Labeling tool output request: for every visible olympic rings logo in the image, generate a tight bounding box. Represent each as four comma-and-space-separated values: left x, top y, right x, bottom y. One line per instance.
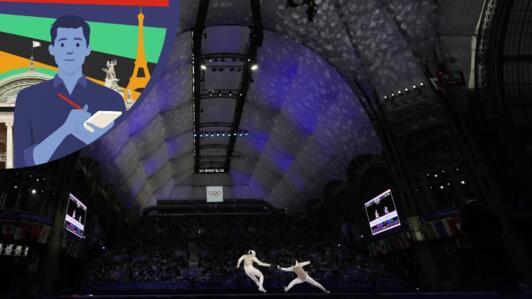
208, 191, 221, 196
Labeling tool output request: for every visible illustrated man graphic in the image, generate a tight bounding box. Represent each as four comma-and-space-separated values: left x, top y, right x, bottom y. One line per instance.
14, 15, 125, 168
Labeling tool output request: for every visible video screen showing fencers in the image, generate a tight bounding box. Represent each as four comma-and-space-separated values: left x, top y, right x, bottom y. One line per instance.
65, 193, 87, 239
364, 189, 401, 236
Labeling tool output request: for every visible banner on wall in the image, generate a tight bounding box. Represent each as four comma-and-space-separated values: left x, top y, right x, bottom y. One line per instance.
206, 186, 223, 203
0, 221, 51, 244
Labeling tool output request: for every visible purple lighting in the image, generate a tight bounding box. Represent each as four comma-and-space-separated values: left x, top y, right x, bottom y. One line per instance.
267, 146, 294, 173
90, 29, 383, 212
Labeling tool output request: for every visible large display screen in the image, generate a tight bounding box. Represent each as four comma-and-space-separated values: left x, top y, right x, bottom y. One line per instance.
364, 189, 401, 236
65, 193, 87, 239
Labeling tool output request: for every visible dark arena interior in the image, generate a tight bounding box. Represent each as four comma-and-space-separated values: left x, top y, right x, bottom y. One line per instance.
1, 0, 532, 298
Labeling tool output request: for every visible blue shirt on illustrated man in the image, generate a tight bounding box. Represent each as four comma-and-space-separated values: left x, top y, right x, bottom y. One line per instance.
14, 15, 126, 168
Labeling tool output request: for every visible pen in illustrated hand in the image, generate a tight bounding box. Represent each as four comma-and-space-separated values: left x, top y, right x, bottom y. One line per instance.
57, 92, 82, 110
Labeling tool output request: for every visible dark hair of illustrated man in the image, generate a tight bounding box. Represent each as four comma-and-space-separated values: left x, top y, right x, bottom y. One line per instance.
50, 15, 91, 45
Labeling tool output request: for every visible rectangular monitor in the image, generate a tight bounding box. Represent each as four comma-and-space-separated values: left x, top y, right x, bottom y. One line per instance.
364, 189, 401, 236
65, 193, 87, 239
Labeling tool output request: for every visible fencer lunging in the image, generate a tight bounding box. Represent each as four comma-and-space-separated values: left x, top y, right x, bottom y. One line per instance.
236, 250, 271, 293
277, 260, 330, 293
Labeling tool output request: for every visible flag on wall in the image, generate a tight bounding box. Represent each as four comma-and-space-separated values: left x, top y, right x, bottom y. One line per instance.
1, 224, 15, 240
30, 223, 41, 241
13, 226, 23, 240
37, 226, 50, 244
422, 217, 462, 239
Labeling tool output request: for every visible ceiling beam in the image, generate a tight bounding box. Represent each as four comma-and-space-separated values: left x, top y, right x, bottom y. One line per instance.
192, 0, 211, 173
223, 0, 263, 172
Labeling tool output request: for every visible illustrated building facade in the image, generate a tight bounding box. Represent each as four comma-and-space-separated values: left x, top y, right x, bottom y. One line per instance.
0, 69, 53, 169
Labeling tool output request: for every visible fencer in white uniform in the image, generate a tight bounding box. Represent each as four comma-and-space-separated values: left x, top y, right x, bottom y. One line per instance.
277, 260, 330, 293
236, 250, 271, 293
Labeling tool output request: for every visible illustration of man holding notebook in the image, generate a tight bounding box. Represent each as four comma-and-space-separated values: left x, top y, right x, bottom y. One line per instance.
14, 15, 125, 168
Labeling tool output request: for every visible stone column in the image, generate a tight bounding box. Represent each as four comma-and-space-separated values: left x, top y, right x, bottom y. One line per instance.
6, 122, 13, 169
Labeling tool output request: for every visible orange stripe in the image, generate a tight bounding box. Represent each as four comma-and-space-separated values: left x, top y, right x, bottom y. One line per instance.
0, 51, 141, 101
0, 51, 57, 74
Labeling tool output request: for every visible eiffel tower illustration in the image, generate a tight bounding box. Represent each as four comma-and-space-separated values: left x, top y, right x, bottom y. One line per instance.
126, 7, 150, 100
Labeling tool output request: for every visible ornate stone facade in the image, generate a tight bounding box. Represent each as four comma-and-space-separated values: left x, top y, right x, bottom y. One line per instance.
0, 70, 52, 168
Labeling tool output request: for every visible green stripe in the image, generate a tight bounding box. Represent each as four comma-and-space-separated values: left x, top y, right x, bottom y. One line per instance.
0, 13, 166, 63
0, 67, 56, 81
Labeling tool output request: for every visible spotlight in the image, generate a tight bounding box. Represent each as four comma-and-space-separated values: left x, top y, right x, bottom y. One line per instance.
384, 96, 388, 100
413, 85, 417, 89
200, 64, 207, 70
420, 82, 424, 86
461, 180, 466, 185
14, 185, 17, 189
434, 174, 438, 178
31, 189, 36, 195
250, 64, 259, 71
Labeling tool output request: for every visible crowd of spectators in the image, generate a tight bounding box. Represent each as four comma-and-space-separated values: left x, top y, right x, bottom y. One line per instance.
84, 212, 400, 292
85, 218, 188, 284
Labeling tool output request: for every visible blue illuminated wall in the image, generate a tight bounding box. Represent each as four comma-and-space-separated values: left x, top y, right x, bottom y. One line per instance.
89, 30, 382, 213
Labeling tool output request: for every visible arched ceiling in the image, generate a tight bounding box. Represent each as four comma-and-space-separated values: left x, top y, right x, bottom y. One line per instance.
87, 0, 486, 214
